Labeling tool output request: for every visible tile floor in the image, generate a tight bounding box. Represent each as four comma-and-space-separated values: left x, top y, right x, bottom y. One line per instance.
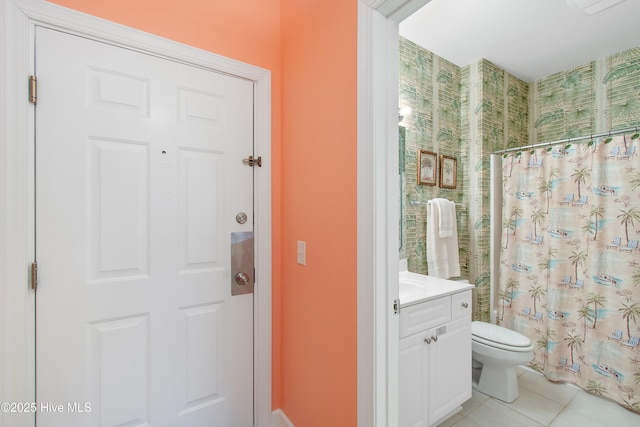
438, 367, 640, 427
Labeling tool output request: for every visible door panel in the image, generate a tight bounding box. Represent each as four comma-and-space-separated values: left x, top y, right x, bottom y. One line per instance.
87, 137, 149, 281
36, 26, 254, 427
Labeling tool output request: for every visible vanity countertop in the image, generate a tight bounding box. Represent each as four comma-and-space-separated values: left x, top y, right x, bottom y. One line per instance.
399, 270, 475, 308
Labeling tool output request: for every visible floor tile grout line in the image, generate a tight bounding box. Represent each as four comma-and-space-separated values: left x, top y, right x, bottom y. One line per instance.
441, 369, 640, 427
462, 392, 546, 427
466, 382, 637, 427
453, 394, 488, 427
494, 398, 547, 426
517, 369, 589, 410
463, 375, 582, 427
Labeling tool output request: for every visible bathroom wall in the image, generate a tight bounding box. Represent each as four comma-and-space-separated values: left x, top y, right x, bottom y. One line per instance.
461, 59, 529, 321
399, 38, 529, 320
532, 46, 640, 142
400, 38, 640, 322
398, 37, 469, 277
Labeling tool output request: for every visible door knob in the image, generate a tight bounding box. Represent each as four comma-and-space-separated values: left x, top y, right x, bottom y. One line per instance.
235, 272, 250, 286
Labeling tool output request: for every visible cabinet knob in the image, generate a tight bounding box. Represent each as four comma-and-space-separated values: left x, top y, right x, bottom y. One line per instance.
461, 302, 469, 308
431, 335, 438, 342
424, 337, 432, 344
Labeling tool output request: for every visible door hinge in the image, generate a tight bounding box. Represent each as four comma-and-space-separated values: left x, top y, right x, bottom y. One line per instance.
31, 261, 38, 291
242, 156, 262, 167
393, 298, 400, 315
29, 75, 37, 105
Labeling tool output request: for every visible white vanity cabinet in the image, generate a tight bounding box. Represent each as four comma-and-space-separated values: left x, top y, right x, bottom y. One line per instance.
399, 289, 472, 427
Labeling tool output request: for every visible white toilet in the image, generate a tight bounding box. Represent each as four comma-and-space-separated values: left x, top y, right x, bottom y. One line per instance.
471, 321, 534, 403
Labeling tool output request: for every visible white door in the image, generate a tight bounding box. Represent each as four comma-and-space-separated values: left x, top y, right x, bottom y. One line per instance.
35, 26, 254, 426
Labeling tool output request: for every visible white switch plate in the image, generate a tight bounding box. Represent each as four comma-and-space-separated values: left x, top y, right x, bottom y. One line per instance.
297, 241, 306, 265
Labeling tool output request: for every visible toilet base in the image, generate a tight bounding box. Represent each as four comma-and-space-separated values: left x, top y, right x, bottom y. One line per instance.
472, 365, 481, 385
473, 361, 520, 403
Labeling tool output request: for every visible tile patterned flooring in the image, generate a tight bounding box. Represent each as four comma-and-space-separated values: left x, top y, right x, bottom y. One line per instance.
438, 367, 640, 427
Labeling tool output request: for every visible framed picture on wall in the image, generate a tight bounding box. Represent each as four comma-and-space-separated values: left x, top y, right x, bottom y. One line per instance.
417, 150, 437, 186
440, 154, 457, 189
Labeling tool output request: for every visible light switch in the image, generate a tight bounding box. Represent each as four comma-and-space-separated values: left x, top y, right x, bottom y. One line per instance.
297, 241, 306, 265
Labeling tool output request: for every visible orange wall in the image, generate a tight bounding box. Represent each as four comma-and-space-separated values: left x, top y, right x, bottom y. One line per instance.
48, 0, 281, 70
281, 0, 357, 425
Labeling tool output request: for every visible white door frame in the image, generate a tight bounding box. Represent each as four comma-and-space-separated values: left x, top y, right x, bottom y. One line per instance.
357, 1, 433, 426
0, 1, 271, 426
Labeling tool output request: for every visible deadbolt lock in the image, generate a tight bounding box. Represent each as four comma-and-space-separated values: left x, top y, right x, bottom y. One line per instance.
236, 212, 248, 224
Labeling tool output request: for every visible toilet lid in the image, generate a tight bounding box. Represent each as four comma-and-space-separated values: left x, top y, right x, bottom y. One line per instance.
472, 321, 531, 348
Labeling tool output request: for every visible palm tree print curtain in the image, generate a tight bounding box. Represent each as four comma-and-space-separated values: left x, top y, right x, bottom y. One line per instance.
499, 132, 640, 413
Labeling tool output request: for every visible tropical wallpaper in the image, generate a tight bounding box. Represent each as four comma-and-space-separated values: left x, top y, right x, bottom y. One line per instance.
499, 133, 640, 413
399, 38, 529, 320
400, 39, 640, 322
532, 47, 640, 143
398, 39, 469, 279
461, 59, 530, 321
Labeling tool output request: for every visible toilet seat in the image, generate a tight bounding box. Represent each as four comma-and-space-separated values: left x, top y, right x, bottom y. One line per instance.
472, 321, 532, 352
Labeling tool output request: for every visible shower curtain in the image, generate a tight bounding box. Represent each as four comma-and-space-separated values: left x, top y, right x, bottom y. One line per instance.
498, 131, 640, 413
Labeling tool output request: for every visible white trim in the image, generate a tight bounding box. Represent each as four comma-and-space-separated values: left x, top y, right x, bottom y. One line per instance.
357, 0, 430, 426
356, 7, 376, 425
0, 1, 271, 426
358, 3, 398, 427
254, 59, 273, 427
271, 409, 294, 427
361, 0, 433, 21
0, 1, 36, 426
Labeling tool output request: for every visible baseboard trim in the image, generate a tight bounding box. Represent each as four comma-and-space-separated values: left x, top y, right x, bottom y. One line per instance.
272, 409, 294, 427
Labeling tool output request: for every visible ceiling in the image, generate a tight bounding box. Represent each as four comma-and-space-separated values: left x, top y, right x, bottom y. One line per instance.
399, 0, 640, 82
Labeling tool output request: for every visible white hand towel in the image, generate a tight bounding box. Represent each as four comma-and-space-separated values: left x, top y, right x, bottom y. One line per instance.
434, 198, 455, 238
426, 199, 460, 279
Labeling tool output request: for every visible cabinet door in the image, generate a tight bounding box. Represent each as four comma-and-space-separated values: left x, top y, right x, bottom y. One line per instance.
428, 316, 472, 425
399, 332, 429, 427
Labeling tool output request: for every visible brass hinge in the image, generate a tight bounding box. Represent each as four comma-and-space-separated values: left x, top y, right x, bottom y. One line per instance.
242, 156, 262, 167
29, 75, 37, 104
393, 298, 400, 315
31, 261, 38, 291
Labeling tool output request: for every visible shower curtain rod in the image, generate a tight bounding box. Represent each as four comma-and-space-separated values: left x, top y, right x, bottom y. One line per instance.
492, 125, 640, 155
